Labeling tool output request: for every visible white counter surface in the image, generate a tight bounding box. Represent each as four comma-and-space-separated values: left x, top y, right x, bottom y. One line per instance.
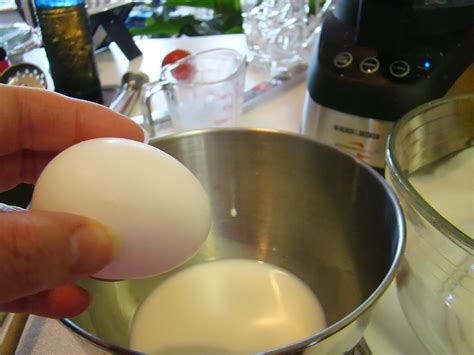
14, 34, 428, 355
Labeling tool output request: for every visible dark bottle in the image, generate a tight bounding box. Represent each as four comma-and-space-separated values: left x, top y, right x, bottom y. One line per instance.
34, 0, 103, 103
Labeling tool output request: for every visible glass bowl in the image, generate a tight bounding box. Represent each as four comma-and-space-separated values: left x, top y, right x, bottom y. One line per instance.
386, 93, 473, 354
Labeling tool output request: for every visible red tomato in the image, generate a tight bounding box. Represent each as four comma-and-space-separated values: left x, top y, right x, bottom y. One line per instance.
161, 49, 191, 67
161, 49, 193, 81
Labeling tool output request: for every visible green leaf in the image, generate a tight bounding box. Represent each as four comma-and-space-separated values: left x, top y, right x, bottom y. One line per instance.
129, 21, 182, 36
215, 0, 241, 14
128, 0, 245, 37
144, 17, 157, 26
162, 0, 214, 9
224, 26, 243, 34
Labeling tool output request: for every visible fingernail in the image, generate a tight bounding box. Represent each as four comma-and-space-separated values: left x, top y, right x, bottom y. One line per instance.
70, 224, 114, 275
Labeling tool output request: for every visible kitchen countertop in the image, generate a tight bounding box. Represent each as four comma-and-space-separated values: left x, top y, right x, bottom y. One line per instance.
12, 34, 428, 355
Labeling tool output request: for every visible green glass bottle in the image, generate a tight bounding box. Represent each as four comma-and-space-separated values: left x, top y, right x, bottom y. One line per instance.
34, 0, 103, 103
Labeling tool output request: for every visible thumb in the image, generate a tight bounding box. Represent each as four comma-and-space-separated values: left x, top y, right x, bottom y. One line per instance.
0, 211, 114, 304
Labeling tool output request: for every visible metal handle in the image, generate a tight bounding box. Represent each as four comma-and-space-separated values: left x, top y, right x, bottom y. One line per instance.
0, 313, 29, 355
109, 72, 150, 117
0, 204, 28, 354
141, 80, 168, 138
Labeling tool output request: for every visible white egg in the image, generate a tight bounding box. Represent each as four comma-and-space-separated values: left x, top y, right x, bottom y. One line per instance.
31, 138, 211, 280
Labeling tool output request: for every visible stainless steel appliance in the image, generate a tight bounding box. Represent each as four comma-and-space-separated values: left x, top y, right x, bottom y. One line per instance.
301, 0, 474, 170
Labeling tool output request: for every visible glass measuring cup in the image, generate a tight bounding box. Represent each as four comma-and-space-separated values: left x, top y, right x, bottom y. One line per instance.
142, 48, 247, 137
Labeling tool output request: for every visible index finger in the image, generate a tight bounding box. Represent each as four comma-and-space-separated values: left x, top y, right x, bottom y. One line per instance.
0, 85, 144, 155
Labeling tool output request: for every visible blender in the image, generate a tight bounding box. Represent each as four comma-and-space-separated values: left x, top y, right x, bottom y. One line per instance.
301, 0, 474, 171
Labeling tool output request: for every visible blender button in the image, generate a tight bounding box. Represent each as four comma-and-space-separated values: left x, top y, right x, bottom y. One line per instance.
360, 57, 380, 74
390, 60, 411, 78
334, 52, 353, 68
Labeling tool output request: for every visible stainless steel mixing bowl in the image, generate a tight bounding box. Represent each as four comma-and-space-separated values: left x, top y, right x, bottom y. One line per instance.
60, 128, 404, 354
386, 93, 474, 354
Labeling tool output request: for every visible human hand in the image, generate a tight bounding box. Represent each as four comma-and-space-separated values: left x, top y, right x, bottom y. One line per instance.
0, 85, 144, 318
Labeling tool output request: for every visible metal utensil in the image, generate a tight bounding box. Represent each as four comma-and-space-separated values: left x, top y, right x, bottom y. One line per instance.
0, 313, 29, 355
0, 63, 47, 88
109, 71, 149, 116
0, 204, 28, 355
0, 23, 42, 64
243, 63, 307, 112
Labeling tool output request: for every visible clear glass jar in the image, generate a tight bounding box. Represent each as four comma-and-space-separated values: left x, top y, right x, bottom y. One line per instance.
386, 93, 474, 354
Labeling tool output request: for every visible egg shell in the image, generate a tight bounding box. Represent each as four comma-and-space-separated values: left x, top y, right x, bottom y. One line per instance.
31, 138, 211, 280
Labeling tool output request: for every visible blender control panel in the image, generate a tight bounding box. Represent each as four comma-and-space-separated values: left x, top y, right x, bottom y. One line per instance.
328, 49, 434, 82
307, 12, 473, 121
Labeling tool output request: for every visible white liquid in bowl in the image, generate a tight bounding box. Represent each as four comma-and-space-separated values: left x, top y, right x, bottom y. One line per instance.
409, 146, 474, 238
400, 146, 474, 354
129, 259, 327, 353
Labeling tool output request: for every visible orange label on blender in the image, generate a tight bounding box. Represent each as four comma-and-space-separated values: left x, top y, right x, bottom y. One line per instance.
303, 103, 395, 168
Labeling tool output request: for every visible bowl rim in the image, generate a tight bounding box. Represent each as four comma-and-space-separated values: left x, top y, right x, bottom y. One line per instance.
385, 93, 474, 253
61, 127, 406, 354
